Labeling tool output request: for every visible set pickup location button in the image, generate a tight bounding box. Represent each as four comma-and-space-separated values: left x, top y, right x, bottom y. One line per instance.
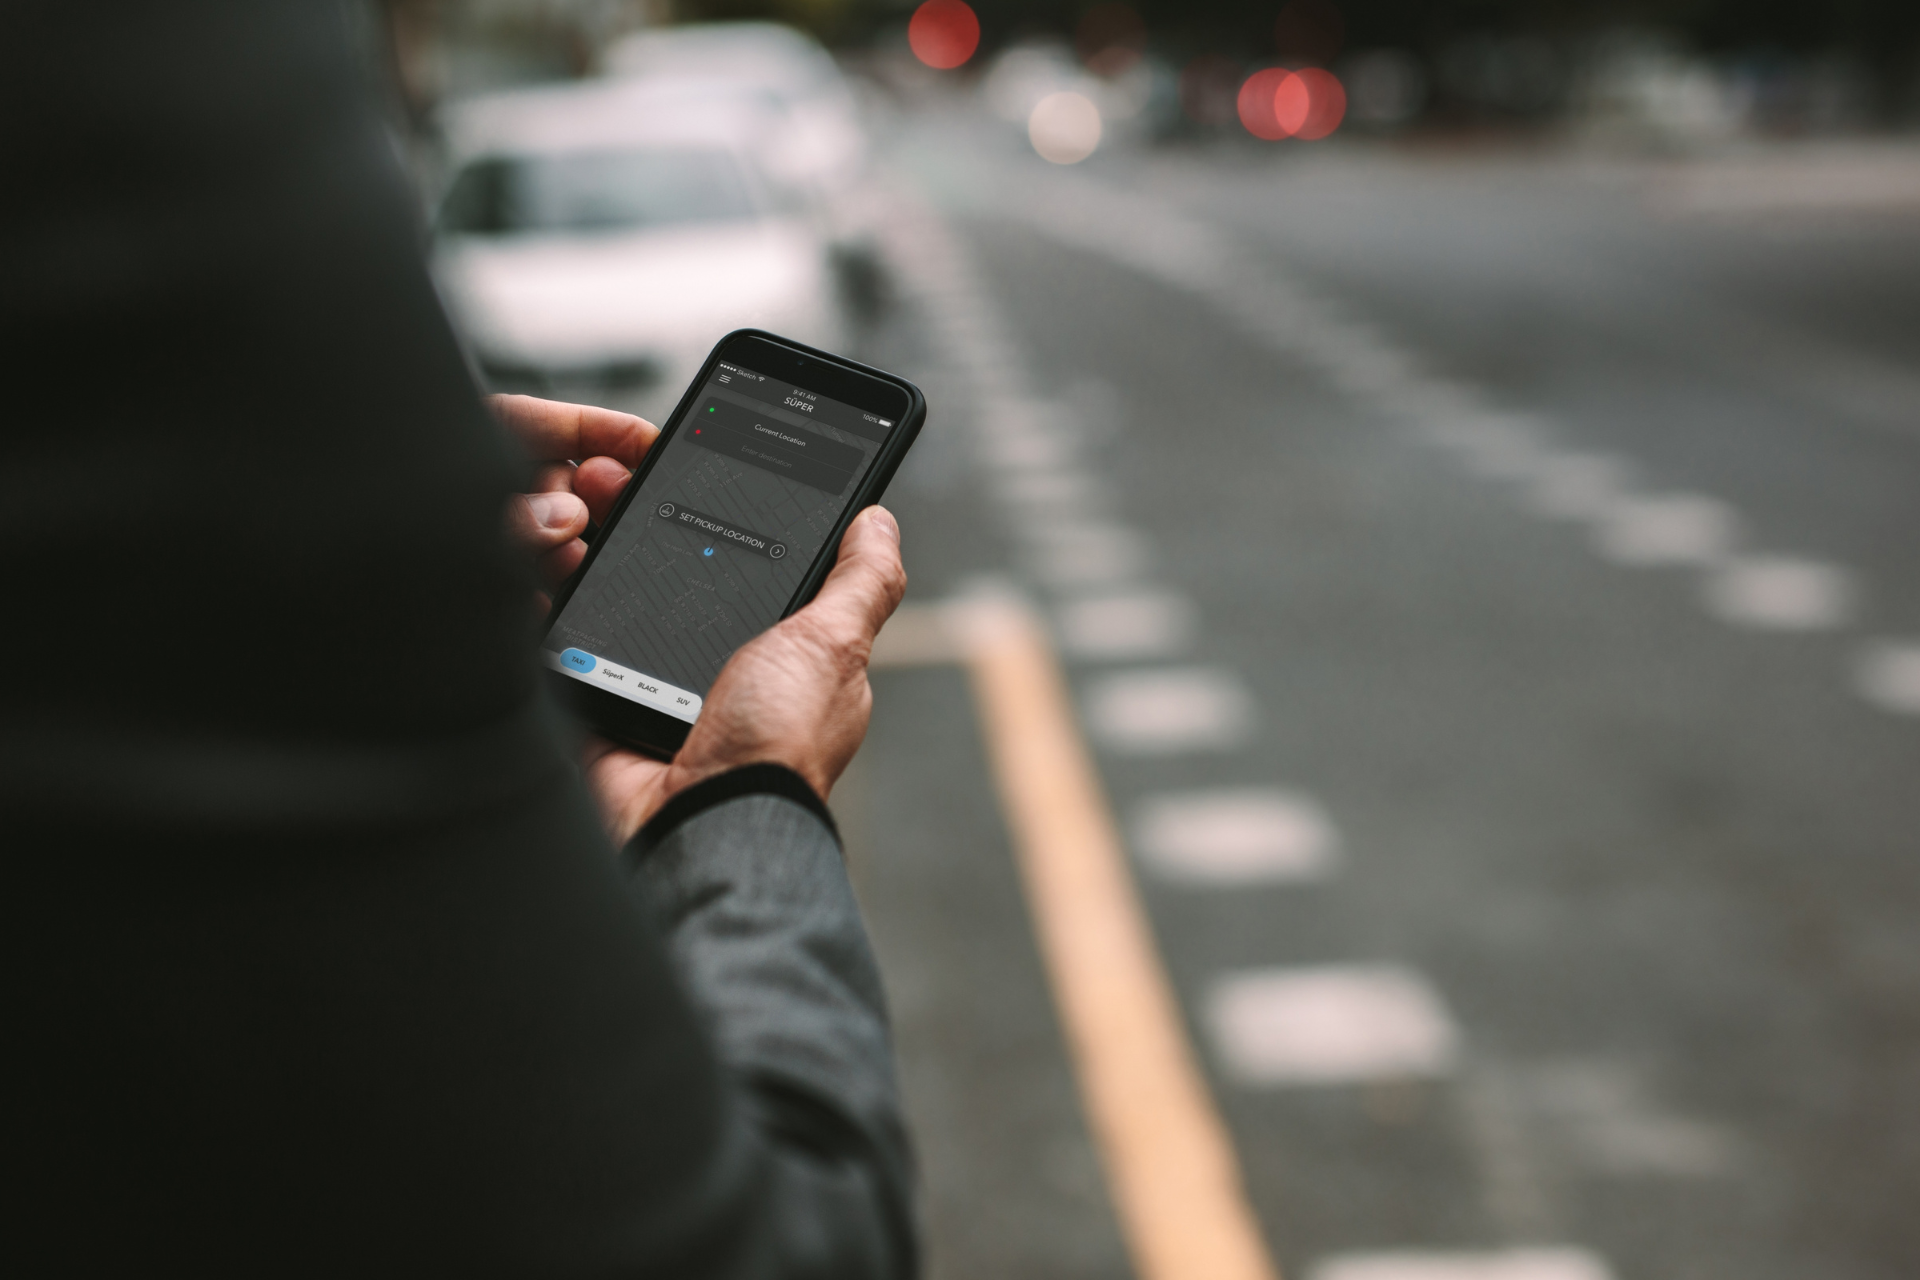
686, 398, 863, 496
653, 502, 787, 561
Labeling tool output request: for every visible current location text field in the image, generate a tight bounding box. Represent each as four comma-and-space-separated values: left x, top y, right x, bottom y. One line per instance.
687, 399, 863, 495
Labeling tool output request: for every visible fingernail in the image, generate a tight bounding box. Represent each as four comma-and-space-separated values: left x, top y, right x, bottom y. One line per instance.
522, 495, 560, 529
533, 495, 583, 529
867, 507, 898, 541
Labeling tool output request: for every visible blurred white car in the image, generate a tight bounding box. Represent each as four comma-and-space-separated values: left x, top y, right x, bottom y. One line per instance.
602, 22, 868, 197
600, 22, 887, 315
431, 80, 848, 418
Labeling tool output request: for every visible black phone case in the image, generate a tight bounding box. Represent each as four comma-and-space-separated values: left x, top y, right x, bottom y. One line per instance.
539, 328, 928, 758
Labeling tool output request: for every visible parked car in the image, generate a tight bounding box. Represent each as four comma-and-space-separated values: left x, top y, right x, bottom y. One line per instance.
601, 22, 887, 322
601, 22, 868, 197
431, 80, 848, 420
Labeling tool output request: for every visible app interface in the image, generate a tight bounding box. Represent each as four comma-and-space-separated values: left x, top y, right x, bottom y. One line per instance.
544, 361, 896, 723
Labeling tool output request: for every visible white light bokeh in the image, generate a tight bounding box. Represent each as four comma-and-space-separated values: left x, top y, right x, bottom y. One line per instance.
1028, 91, 1103, 165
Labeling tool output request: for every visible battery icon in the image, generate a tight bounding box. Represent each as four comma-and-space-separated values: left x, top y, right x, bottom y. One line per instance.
878, 418, 893, 427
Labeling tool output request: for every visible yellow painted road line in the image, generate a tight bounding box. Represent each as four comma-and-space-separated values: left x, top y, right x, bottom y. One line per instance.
879, 597, 1281, 1280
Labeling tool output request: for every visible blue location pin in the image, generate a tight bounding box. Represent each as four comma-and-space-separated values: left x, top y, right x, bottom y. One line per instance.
703, 547, 714, 557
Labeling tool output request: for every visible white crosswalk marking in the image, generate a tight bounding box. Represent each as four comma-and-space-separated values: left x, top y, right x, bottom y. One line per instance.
1307, 1248, 1617, 1280
1521, 454, 1631, 520
1206, 965, 1461, 1085
1592, 493, 1739, 566
1131, 788, 1338, 883
995, 467, 1108, 513
1456, 423, 1553, 481
1022, 520, 1152, 588
1056, 589, 1195, 660
978, 422, 1078, 471
1083, 667, 1256, 754
1854, 640, 1920, 714
1705, 556, 1855, 630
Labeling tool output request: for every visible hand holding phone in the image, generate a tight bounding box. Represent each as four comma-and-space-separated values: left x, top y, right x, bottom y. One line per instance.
577, 504, 904, 845
496, 393, 908, 848
538, 331, 925, 761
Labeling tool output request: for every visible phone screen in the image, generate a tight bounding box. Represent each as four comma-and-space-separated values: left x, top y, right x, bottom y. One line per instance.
543, 359, 898, 723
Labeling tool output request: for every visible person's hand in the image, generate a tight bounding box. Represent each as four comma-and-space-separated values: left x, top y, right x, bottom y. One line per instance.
493, 393, 657, 607
493, 394, 907, 848
580, 503, 905, 844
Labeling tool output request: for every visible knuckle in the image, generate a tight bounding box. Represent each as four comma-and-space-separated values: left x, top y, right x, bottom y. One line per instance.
786, 607, 871, 676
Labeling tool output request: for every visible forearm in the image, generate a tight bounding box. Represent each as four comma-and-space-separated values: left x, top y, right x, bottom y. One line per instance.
630, 767, 917, 1280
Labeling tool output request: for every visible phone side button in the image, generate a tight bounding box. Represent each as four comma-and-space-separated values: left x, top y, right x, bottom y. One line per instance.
560, 648, 597, 674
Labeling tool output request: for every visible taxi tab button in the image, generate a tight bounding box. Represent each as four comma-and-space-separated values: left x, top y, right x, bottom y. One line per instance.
560, 648, 596, 674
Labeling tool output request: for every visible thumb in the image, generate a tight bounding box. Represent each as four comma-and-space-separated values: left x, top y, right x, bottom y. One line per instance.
505, 490, 589, 550
807, 505, 907, 640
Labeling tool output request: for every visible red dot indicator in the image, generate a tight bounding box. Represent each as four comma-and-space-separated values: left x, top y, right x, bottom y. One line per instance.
909, 0, 980, 70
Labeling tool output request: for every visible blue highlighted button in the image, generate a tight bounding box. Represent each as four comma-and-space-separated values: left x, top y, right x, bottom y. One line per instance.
560, 648, 596, 674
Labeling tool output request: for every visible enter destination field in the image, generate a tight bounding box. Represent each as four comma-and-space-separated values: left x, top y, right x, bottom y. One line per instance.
688, 398, 864, 495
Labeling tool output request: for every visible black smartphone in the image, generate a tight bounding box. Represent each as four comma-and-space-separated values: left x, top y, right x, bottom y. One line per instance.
540, 329, 926, 758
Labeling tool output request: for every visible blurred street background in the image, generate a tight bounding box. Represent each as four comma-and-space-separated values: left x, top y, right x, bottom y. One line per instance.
389, 2, 1920, 1277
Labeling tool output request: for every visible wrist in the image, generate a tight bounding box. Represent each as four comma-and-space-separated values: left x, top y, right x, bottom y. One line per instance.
631, 762, 837, 856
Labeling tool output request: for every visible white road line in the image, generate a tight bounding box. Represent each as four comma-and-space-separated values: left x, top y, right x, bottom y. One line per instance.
879, 194, 1285, 1280
996, 468, 1110, 512
945, 591, 1285, 1280
1419, 414, 1534, 456
1853, 640, 1920, 714
1591, 493, 1739, 567
986, 173, 1908, 707
1520, 454, 1632, 520
1386, 378, 1487, 420
1321, 343, 1423, 395
1307, 1248, 1617, 1280
1455, 1063, 1556, 1239
1657, 145, 1920, 216
1131, 788, 1338, 884
1205, 965, 1461, 1086
885, 184, 1173, 619
1448, 419, 1555, 482
978, 422, 1079, 471
1519, 1058, 1740, 1178
1704, 556, 1855, 631
1083, 667, 1257, 754
1023, 520, 1153, 588
1057, 588, 1196, 660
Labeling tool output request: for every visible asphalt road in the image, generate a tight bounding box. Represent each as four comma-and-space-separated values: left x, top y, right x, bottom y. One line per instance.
838, 109, 1920, 1280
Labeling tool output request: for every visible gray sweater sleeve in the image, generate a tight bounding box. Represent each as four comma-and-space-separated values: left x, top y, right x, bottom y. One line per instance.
632, 771, 918, 1279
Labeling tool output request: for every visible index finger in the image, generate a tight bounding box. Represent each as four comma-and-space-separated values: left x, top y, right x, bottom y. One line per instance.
490, 394, 658, 468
